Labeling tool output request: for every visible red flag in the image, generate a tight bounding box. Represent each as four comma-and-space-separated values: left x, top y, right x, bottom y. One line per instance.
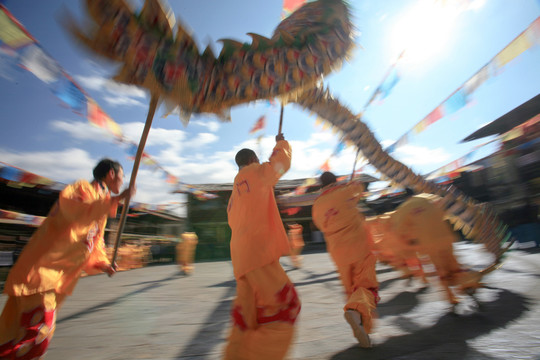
87, 100, 109, 128
319, 159, 330, 172
283, 0, 307, 15
249, 115, 266, 134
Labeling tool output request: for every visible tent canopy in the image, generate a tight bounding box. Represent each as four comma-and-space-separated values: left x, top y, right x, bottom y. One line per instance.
461, 93, 540, 142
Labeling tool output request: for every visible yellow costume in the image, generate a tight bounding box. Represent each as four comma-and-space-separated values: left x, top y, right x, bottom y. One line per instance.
287, 223, 304, 268
177, 232, 198, 274
366, 216, 427, 283
387, 194, 481, 304
225, 140, 300, 360
0, 180, 117, 358
312, 181, 379, 337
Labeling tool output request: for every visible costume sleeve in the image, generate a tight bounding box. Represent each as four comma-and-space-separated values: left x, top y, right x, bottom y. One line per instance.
59, 181, 118, 225
346, 181, 365, 201
259, 140, 292, 185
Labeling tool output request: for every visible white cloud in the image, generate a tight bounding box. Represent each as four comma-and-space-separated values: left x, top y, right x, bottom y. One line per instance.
103, 96, 146, 107
0, 148, 95, 184
0, 147, 188, 216
120, 122, 187, 149
191, 119, 221, 132
392, 144, 451, 167
185, 132, 219, 147
51, 120, 112, 142
75, 74, 146, 107
4, 120, 453, 219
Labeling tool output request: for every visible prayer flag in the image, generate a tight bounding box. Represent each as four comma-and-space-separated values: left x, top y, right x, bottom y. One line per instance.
413, 120, 427, 134
333, 141, 346, 155
424, 106, 444, 125
495, 32, 532, 68
319, 159, 330, 172
0, 165, 22, 181
166, 174, 178, 184
463, 64, 492, 95
0, 5, 35, 48
376, 67, 400, 101
87, 100, 109, 128
87, 100, 123, 139
53, 75, 87, 113
19, 44, 61, 83
249, 115, 266, 134
442, 89, 468, 115
529, 17, 540, 45
282, 0, 307, 18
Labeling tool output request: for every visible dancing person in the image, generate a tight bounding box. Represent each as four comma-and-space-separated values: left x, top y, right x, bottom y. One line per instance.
366, 214, 428, 284
0, 158, 134, 358
176, 231, 199, 275
287, 223, 305, 268
224, 133, 301, 360
312, 171, 378, 348
375, 193, 482, 306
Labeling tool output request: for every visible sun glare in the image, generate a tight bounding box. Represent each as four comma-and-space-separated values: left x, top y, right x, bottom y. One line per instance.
390, 0, 473, 66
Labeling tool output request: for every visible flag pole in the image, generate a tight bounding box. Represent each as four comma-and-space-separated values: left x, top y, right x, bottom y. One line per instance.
111, 95, 159, 269
278, 104, 284, 134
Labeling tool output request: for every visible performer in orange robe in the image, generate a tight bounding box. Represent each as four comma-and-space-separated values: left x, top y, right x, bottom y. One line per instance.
287, 223, 304, 268
224, 134, 300, 360
365, 215, 428, 284
312, 172, 378, 348
383, 193, 482, 305
176, 231, 199, 274
0, 159, 133, 359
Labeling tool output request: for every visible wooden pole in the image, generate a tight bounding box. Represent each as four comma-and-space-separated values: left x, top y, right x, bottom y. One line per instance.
111, 95, 159, 268
278, 104, 284, 134
350, 148, 361, 181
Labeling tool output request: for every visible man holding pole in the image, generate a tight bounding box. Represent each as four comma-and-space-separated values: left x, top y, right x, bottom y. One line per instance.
311, 171, 378, 348
0, 158, 134, 358
224, 132, 300, 360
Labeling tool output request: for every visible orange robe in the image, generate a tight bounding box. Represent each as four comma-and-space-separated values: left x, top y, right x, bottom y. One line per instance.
366, 216, 427, 282
177, 232, 198, 274
388, 194, 478, 303
312, 181, 378, 333
0, 180, 116, 358
225, 140, 300, 360
288, 224, 304, 267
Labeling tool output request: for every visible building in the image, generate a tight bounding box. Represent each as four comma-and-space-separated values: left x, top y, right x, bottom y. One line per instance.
179, 174, 379, 261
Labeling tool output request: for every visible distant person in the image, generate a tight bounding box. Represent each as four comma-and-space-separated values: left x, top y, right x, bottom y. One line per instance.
176, 231, 198, 275
312, 171, 378, 348
224, 133, 300, 360
0, 158, 134, 358
287, 223, 304, 268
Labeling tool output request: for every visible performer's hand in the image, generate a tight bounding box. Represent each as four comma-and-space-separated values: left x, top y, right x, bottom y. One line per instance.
116, 186, 135, 202
128, 184, 136, 198
103, 263, 117, 277
276, 133, 285, 142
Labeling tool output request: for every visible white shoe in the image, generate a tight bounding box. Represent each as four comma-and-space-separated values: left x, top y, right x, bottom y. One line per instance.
344, 310, 372, 348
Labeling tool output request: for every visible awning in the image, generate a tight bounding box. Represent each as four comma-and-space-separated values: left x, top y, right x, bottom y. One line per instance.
461, 93, 540, 142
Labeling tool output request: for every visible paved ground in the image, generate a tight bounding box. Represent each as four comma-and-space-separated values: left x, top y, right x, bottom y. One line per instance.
1, 242, 539, 360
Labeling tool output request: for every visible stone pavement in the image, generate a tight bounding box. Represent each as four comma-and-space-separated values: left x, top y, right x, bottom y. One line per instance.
1, 242, 539, 360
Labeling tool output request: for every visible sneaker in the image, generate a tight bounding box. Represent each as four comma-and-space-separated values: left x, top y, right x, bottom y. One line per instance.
344, 309, 372, 348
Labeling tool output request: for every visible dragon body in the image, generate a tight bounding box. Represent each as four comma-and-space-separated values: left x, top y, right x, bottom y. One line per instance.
72, 0, 513, 272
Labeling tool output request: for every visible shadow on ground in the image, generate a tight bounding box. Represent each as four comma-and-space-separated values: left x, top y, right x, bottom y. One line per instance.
330, 287, 530, 360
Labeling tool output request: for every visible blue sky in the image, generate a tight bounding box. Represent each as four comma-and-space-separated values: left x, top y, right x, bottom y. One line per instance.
1, 0, 539, 212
